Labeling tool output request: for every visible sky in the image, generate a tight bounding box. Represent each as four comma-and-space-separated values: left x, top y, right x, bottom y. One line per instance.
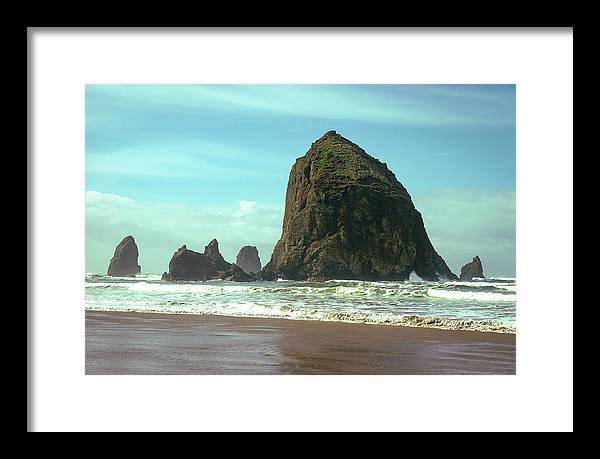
86, 84, 516, 277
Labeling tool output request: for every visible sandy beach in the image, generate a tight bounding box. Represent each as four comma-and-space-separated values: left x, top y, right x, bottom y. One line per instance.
85, 311, 516, 375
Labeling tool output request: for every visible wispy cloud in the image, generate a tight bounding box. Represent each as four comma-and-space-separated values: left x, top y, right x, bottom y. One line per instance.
235, 200, 257, 216
87, 84, 515, 128
420, 85, 516, 106
86, 190, 134, 205
86, 143, 281, 180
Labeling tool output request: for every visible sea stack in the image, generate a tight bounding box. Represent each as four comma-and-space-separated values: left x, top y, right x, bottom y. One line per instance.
161, 244, 219, 281
235, 246, 262, 274
203, 239, 231, 271
107, 235, 141, 277
162, 239, 255, 282
460, 256, 485, 281
262, 130, 457, 281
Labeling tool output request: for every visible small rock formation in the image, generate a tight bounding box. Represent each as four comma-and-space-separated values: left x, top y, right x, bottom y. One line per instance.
262, 130, 458, 281
162, 239, 257, 282
204, 239, 231, 271
218, 264, 255, 282
107, 235, 141, 277
235, 246, 262, 274
255, 270, 278, 281
162, 244, 219, 281
460, 256, 485, 281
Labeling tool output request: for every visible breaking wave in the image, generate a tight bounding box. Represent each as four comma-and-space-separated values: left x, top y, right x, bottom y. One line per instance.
86, 302, 515, 334
426, 288, 516, 302
85, 273, 516, 334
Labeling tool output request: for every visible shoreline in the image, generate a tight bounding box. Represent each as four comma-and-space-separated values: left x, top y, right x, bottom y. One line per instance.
86, 310, 516, 375
85, 307, 515, 334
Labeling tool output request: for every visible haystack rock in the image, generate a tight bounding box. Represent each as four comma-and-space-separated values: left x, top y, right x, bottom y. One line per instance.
262, 130, 458, 281
460, 256, 485, 281
235, 246, 262, 274
107, 235, 141, 277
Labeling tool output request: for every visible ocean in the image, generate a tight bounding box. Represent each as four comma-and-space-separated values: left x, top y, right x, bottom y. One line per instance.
85, 273, 516, 334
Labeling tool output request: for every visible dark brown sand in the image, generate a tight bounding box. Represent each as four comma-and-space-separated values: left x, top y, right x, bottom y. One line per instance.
85, 311, 516, 375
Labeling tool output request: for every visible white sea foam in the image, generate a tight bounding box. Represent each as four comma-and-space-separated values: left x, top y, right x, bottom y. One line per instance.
85, 273, 516, 334
427, 288, 516, 302
87, 280, 429, 298
126, 281, 252, 294
409, 271, 424, 282
86, 301, 515, 334
446, 280, 517, 290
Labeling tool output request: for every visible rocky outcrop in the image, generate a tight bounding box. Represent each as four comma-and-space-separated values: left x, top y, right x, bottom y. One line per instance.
218, 264, 255, 282
235, 246, 262, 274
204, 239, 231, 271
254, 269, 278, 281
161, 244, 219, 281
162, 239, 257, 282
262, 130, 458, 281
460, 256, 485, 281
107, 235, 141, 277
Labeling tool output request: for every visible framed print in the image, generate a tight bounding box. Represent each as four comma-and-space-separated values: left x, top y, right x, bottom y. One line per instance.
28, 27, 573, 432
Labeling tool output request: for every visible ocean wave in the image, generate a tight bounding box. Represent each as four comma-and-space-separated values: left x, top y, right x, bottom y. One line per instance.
127, 281, 251, 294
85, 282, 116, 288
85, 278, 516, 301
85, 279, 430, 297
85, 274, 516, 333
85, 273, 162, 281
85, 302, 515, 334
427, 288, 516, 302
446, 280, 513, 287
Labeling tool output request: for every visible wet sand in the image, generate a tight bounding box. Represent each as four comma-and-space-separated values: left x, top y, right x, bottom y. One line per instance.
85, 311, 516, 375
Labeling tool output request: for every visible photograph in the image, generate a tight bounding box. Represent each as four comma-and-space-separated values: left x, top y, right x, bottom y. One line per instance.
85, 84, 516, 375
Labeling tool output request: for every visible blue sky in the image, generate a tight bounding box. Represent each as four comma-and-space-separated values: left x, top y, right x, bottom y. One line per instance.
86, 84, 516, 277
